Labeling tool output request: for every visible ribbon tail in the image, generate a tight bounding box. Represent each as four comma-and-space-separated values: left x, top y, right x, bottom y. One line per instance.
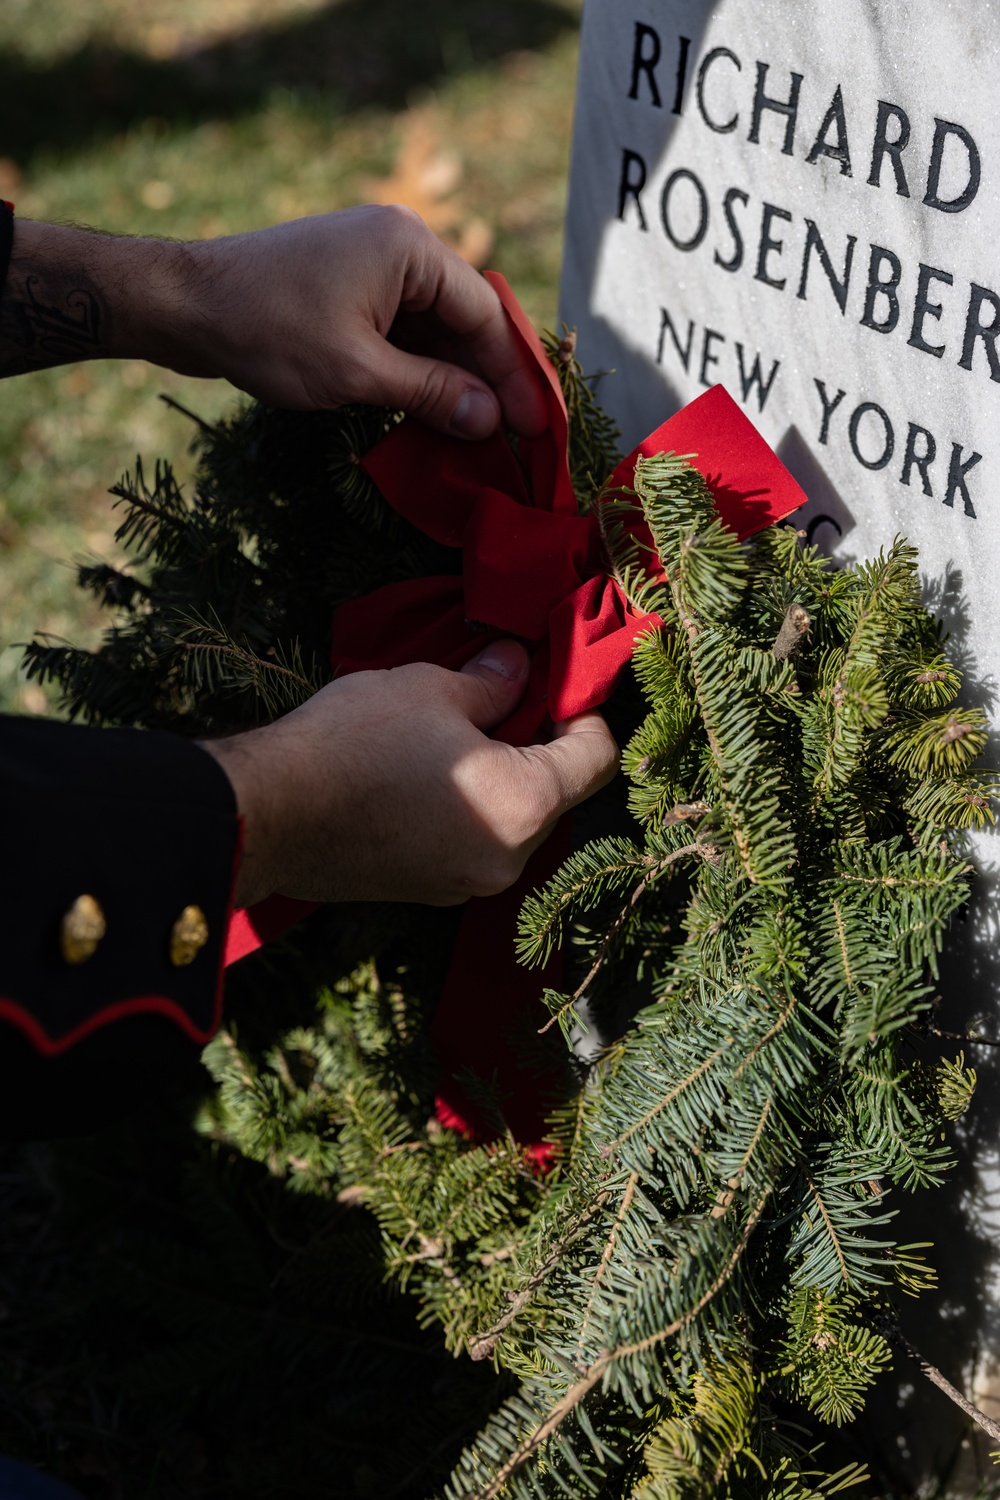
432, 814, 574, 1163
607, 384, 807, 538
225, 896, 319, 966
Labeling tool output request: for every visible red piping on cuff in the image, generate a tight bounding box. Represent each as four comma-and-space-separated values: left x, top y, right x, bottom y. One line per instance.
0, 993, 224, 1056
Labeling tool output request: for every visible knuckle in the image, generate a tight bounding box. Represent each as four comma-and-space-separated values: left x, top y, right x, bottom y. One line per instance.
407, 365, 453, 424
398, 660, 451, 697
381, 202, 426, 238
467, 851, 522, 900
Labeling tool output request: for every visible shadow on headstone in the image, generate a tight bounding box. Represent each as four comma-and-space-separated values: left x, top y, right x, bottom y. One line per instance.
561, 6, 723, 448
923, 566, 998, 721
775, 424, 856, 554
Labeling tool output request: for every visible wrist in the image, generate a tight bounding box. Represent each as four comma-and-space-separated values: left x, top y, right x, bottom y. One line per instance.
112, 233, 226, 375
94, 229, 216, 373
199, 732, 281, 909
1, 220, 110, 370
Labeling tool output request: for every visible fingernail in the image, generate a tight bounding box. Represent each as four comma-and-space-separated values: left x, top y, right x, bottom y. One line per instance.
475, 640, 528, 682
450, 388, 498, 440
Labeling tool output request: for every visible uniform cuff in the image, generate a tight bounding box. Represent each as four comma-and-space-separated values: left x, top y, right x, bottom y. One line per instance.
0, 715, 241, 1054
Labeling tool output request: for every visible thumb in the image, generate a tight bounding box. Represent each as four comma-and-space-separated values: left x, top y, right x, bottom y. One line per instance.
528, 712, 620, 813
360, 335, 501, 439
456, 640, 531, 729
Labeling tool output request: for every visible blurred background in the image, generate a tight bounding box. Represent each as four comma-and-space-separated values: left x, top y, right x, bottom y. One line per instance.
0, 0, 582, 711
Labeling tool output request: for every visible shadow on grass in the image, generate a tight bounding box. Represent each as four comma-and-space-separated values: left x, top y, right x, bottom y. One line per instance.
0, 0, 576, 166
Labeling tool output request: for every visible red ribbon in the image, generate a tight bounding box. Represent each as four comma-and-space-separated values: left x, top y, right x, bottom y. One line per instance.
225, 273, 807, 1151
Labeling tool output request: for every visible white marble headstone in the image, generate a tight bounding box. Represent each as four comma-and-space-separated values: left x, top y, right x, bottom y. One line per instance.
561, 0, 1000, 1481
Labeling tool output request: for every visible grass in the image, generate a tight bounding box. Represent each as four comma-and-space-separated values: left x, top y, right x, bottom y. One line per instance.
0, 0, 581, 712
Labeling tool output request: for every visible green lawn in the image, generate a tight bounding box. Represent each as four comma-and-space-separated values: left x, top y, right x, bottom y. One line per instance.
0, 0, 581, 712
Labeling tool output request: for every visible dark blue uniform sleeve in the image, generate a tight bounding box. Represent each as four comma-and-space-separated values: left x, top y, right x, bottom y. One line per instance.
0, 714, 242, 1140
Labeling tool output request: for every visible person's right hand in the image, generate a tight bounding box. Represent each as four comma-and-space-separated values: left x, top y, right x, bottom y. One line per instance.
201, 640, 619, 909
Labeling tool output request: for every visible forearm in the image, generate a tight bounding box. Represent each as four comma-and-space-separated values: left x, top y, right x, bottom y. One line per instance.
0, 218, 210, 377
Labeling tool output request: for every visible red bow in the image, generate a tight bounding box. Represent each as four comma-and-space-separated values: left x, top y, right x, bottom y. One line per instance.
225, 274, 807, 1150
328, 277, 665, 743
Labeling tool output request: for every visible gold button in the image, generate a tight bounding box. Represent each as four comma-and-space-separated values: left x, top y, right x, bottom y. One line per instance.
170, 905, 209, 967
60, 894, 106, 965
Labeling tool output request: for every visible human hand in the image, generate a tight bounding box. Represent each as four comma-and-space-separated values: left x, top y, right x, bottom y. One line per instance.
149, 205, 548, 438
3, 209, 546, 437
201, 641, 619, 908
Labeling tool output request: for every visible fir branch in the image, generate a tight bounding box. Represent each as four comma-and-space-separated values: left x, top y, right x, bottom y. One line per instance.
673, 611, 797, 891
341, 1083, 425, 1256
906, 772, 999, 831
885, 707, 989, 778
607, 1049, 726, 1155
733, 990, 799, 1080
538, 841, 704, 1035
833, 849, 970, 894
469, 1192, 770, 1500
593, 493, 666, 618
777, 1288, 891, 1426
833, 900, 854, 990
710, 1098, 774, 1218
175, 638, 314, 697
170, 609, 324, 718
109, 456, 190, 560
467, 1190, 611, 1361
516, 838, 656, 969
575, 1173, 639, 1356
789, 1157, 897, 1292
803, 1171, 851, 1288
543, 325, 623, 508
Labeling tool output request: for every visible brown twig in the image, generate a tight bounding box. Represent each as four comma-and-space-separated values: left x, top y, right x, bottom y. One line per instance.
538, 844, 703, 1036
158, 391, 215, 432
471, 1192, 770, 1500
925, 1026, 1000, 1048
468, 1192, 610, 1361
884, 1322, 1000, 1444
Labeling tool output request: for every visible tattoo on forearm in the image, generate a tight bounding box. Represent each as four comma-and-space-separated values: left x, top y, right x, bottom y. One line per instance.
0, 269, 108, 376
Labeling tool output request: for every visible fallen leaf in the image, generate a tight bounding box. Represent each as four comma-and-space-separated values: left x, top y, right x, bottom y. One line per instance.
0, 158, 22, 198
365, 110, 494, 266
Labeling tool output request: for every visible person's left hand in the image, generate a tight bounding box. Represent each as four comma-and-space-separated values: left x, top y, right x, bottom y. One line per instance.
6, 209, 547, 439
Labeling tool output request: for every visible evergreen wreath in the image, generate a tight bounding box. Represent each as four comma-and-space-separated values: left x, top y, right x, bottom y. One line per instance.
21, 324, 1000, 1499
